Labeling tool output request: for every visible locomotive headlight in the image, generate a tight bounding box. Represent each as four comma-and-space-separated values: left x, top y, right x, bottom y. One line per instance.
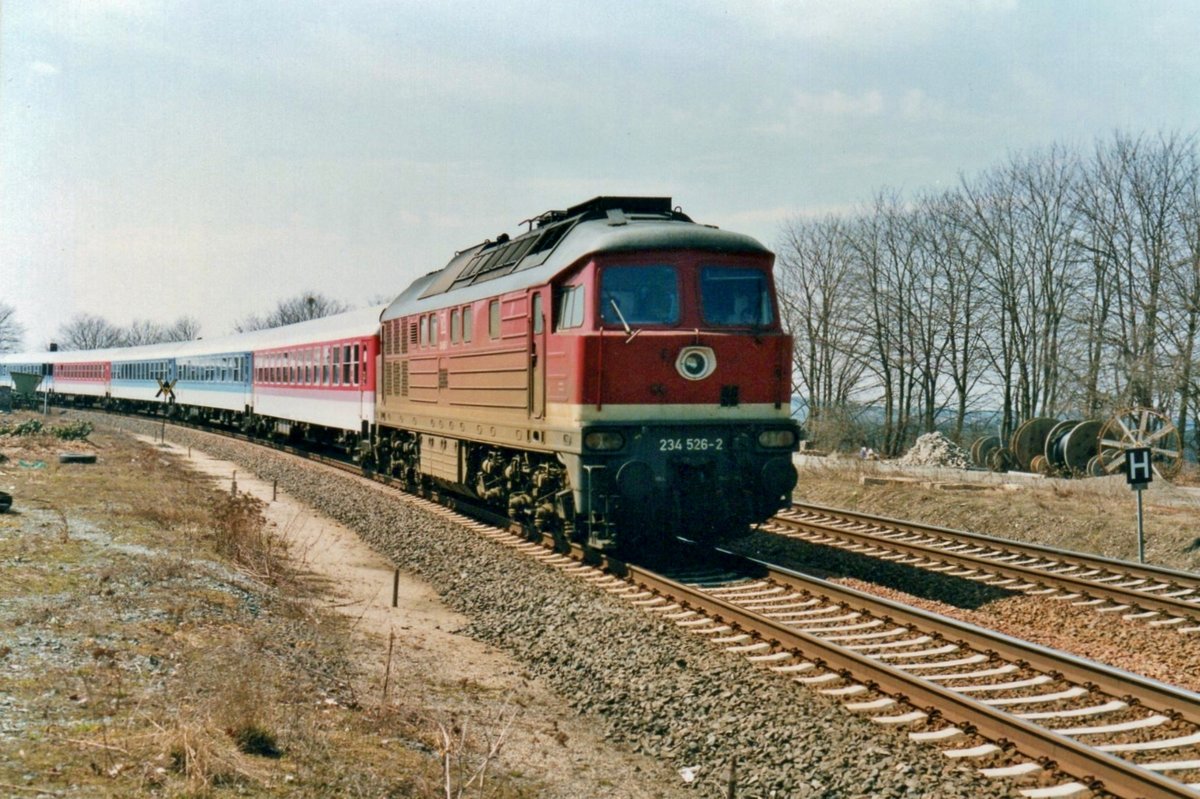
757, 429, 797, 448
675, 346, 716, 381
584, 430, 626, 451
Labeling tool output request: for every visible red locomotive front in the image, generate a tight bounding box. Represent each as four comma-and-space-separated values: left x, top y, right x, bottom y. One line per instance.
374, 197, 798, 550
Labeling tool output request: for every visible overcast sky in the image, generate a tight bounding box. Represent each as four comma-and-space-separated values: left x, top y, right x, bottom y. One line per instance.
3, 0, 1198, 350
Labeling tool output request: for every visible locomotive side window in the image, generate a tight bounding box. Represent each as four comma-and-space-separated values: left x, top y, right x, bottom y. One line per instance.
450, 309, 460, 344
700, 266, 774, 327
462, 306, 473, 343
556, 285, 585, 330
420, 316, 428, 347
532, 293, 543, 334
489, 300, 500, 339
430, 315, 439, 347
600, 265, 678, 326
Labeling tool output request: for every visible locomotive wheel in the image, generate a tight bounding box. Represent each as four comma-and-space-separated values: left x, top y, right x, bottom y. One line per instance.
1097, 407, 1183, 480
1008, 417, 1058, 472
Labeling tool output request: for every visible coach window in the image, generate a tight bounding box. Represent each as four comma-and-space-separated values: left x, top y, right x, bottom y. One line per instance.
450, 309, 460, 344
352, 344, 360, 385
489, 300, 500, 339
462, 306, 473, 343
332, 347, 341, 386
342, 344, 352, 385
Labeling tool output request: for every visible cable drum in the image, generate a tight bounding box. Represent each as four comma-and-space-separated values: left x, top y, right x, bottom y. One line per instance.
1042, 419, 1081, 474
1058, 419, 1102, 476
1008, 417, 1058, 472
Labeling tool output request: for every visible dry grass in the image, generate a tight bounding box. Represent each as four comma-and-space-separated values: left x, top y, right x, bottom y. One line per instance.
0, 411, 535, 797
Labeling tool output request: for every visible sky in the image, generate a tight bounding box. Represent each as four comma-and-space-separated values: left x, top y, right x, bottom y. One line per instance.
2, 0, 1198, 350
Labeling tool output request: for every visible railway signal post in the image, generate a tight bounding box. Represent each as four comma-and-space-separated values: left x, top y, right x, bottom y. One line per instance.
155, 379, 176, 444
1125, 446, 1152, 563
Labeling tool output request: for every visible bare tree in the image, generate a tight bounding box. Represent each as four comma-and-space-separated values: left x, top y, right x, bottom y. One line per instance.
1076, 132, 1196, 408
924, 192, 988, 440
164, 315, 202, 342
234, 292, 351, 332
57, 314, 124, 351
123, 319, 167, 347
0, 302, 23, 352
121, 316, 201, 345
776, 215, 867, 444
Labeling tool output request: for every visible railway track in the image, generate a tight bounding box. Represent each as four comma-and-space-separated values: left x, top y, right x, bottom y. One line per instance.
109, 414, 1200, 796
768, 502, 1200, 631
474, 530, 1200, 797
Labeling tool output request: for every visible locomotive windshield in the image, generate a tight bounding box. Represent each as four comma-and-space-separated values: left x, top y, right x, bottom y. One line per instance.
599, 265, 679, 326
700, 266, 774, 327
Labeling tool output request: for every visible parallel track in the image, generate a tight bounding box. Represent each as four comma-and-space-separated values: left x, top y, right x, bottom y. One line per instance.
770, 502, 1200, 630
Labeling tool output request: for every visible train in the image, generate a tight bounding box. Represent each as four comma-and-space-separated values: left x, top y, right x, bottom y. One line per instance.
1, 196, 799, 549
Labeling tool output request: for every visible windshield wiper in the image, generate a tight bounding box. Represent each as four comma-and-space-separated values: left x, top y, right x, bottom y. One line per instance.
608, 298, 640, 342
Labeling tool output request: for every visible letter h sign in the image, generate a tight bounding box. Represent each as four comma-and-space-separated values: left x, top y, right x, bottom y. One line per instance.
1125, 447, 1153, 489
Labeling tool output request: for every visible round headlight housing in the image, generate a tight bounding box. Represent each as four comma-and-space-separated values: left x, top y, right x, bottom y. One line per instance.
675, 346, 716, 381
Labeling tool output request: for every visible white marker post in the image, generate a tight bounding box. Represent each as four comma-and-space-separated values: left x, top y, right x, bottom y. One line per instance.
1124, 447, 1153, 563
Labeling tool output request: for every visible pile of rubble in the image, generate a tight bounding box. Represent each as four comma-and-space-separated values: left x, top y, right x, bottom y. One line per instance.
897, 432, 972, 469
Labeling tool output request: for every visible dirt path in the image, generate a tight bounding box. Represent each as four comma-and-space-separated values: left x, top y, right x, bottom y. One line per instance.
144, 437, 689, 798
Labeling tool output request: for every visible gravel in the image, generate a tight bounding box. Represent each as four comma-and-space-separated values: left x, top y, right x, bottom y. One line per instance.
102, 418, 1021, 798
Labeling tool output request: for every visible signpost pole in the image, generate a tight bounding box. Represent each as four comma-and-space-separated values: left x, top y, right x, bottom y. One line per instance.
1136, 487, 1145, 564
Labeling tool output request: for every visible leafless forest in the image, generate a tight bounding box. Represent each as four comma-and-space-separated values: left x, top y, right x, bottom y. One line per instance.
778, 131, 1200, 456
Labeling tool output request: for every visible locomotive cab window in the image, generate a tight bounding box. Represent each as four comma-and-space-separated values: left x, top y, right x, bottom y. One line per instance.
556, 285, 586, 330
599, 265, 678, 326
700, 266, 774, 327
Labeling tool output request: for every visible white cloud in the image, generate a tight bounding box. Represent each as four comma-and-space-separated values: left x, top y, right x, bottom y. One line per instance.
29, 61, 60, 76
792, 89, 885, 118
723, 0, 1017, 50
898, 88, 946, 121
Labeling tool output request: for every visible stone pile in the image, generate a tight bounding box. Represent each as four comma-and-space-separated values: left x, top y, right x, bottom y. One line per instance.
897, 432, 972, 469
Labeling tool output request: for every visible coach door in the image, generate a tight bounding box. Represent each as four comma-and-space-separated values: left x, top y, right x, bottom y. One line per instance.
528, 289, 546, 419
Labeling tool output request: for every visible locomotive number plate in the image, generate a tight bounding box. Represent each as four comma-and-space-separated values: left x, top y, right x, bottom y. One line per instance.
659, 437, 724, 452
